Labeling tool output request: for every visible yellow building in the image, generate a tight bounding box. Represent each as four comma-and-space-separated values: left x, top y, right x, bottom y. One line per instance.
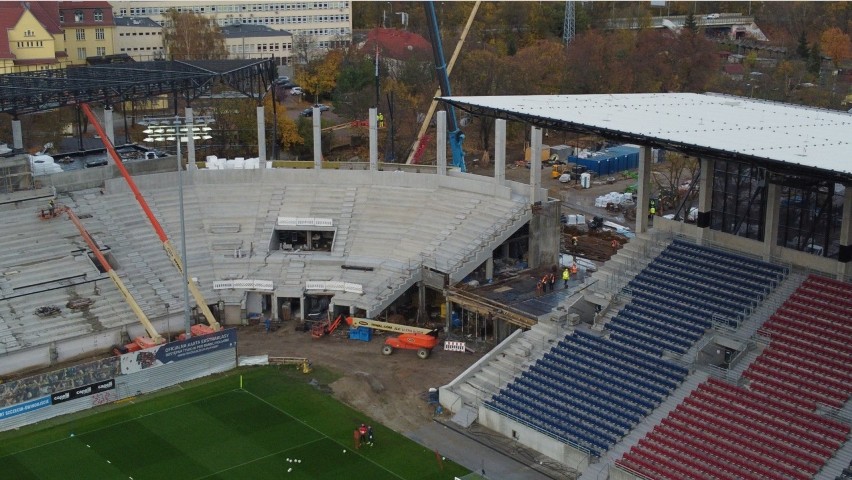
0, 2, 69, 74
58, 1, 116, 65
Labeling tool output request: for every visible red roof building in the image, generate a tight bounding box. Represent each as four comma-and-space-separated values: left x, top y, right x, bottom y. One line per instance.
361, 28, 432, 61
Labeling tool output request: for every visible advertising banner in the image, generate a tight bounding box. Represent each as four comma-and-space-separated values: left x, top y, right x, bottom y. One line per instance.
50, 379, 115, 405
0, 396, 51, 420
121, 328, 237, 374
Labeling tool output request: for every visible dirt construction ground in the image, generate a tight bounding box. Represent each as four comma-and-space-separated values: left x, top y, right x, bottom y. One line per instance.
236, 322, 486, 434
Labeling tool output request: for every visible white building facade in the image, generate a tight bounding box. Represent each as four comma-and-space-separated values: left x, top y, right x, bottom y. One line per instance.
113, 16, 164, 61
110, 1, 351, 63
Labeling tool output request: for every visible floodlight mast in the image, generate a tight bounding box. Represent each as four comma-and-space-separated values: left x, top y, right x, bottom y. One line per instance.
79, 103, 221, 335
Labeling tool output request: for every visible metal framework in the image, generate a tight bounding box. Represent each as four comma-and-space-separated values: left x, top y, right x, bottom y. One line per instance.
0, 58, 276, 116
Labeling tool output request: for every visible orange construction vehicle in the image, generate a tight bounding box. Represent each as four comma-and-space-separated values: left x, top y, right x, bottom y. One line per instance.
344, 317, 441, 359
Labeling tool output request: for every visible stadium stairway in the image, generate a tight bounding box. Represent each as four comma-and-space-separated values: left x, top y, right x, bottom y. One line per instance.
579, 370, 709, 480
588, 231, 670, 296
819, 440, 852, 479
448, 322, 559, 418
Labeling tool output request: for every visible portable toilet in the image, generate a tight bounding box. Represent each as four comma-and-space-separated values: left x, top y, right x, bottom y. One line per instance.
580, 172, 591, 189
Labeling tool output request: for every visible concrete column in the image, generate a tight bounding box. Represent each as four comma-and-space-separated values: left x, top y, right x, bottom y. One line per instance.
102, 107, 115, 146
436, 111, 447, 176
184, 107, 195, 170
763, 182, 781, 262
485, 257, 494, 283
12, 118, 23, 152
839, 186, 852, 279
369, 108, 378, 171
418, 281, 427, 324
636, 146, 652, 234
300, 294, 306, 321
529, 127, 543, 204
695, 157, 714, 241
494, 119, 506, 185
313, 108, 322, 169
256, 105, 266, 169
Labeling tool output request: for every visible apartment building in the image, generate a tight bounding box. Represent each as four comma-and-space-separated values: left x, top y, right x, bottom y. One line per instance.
0, 1, 69, 74
110, 1, 352, 62
221, 23, 292, 61
58, 1, 116, 65
113, 16, 164, 61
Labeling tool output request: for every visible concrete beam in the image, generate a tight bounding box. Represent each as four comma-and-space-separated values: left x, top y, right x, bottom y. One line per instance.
494, 119, 505, 185
635, 146, 652, 233
437, 111, 447, 175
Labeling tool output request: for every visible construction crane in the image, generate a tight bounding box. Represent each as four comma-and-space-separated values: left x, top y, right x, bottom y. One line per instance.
563, 1, 576, 44
344, 316, 441, 359
57, 206, 165, 353
417, 1, 477, 172
79, 103, 221, 337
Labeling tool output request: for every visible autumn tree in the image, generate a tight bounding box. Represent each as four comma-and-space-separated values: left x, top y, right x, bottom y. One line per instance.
162, 9, 226, 60
296, 49, 343, 104
820, 27, 852, 68
264, 94, 301, 158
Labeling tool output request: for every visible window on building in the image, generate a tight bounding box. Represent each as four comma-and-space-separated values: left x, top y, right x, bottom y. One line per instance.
74, 10, 84, 22
97, 47, 106, 56
95, 28, 104, 40
94, 9, 103, 21
59, 12, 64, 22
77, 47, 87, 60
76, 29, 85, 41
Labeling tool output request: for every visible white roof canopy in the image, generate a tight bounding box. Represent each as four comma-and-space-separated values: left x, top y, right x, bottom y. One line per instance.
441, 93, 852, 181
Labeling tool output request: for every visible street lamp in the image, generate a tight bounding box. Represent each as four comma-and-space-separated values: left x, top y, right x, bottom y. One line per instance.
143, 117, 212, 337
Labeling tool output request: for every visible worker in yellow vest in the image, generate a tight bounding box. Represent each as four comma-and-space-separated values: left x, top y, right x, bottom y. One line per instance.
562, 268, 570, 288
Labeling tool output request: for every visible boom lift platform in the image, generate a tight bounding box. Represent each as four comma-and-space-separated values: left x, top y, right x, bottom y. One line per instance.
344, 317, 441, 359
79, 103, 221, 337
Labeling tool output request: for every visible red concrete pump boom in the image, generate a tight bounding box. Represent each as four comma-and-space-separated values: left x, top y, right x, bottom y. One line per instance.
79, 103, 221, 334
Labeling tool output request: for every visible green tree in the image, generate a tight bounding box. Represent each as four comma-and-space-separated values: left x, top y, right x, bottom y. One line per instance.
808, 42, 823, 76
796, 31, 810, 59
162, 9, 226, 60
684, 12, 698, 33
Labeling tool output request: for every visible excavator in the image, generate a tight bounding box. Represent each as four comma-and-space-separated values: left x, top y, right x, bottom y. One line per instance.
79, 103, 221, 338
345, 317, 441, 359
43, 205, 166, 354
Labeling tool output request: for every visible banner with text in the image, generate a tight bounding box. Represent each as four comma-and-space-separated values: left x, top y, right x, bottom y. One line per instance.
121, 328, 237, 374
0, 396, 51, 420
51, 379, 115, 405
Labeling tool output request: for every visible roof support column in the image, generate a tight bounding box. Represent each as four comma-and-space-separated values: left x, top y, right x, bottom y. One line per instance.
695, 157, 714, 242
256, 105, 266, 169
762, 181, 781, 262
635, 146, 652, 234
529, 127, 543, 204
11, 118, 22, 153
369, 108, 378, 171
838, 186, 852, 278
185, 107, 196, 170
102, 107, 115, 146
313, 107, 322, 170
436, 110, 447, 175
494, 119, 505, 186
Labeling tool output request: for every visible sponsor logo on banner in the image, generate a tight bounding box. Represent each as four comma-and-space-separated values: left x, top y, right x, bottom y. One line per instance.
51, 379, 115, 405
120, 328, 237, 374
444, 341, 466, 352
0, 396, 51, 420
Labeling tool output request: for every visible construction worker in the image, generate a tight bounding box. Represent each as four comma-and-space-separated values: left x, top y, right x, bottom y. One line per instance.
611, 239, 619, 251
541, 274, 550, 293
377, 112, 385, 128
48, 199, 56, 217
548, 273, 556, 292
571, 236, 578, 248
562, 268, 570, 288
358, 423, 368, 446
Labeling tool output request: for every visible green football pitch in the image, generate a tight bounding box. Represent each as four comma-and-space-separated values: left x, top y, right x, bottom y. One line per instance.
0, 367, 469, 479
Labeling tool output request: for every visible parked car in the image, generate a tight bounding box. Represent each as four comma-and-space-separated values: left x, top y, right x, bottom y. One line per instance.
300, 104, 330, 117
704, 13, 720, 19
290, 87, 303, 95
274, 76, 290, 85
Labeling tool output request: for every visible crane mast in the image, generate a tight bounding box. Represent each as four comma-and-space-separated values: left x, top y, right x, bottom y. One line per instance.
423, 1, 466, 172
